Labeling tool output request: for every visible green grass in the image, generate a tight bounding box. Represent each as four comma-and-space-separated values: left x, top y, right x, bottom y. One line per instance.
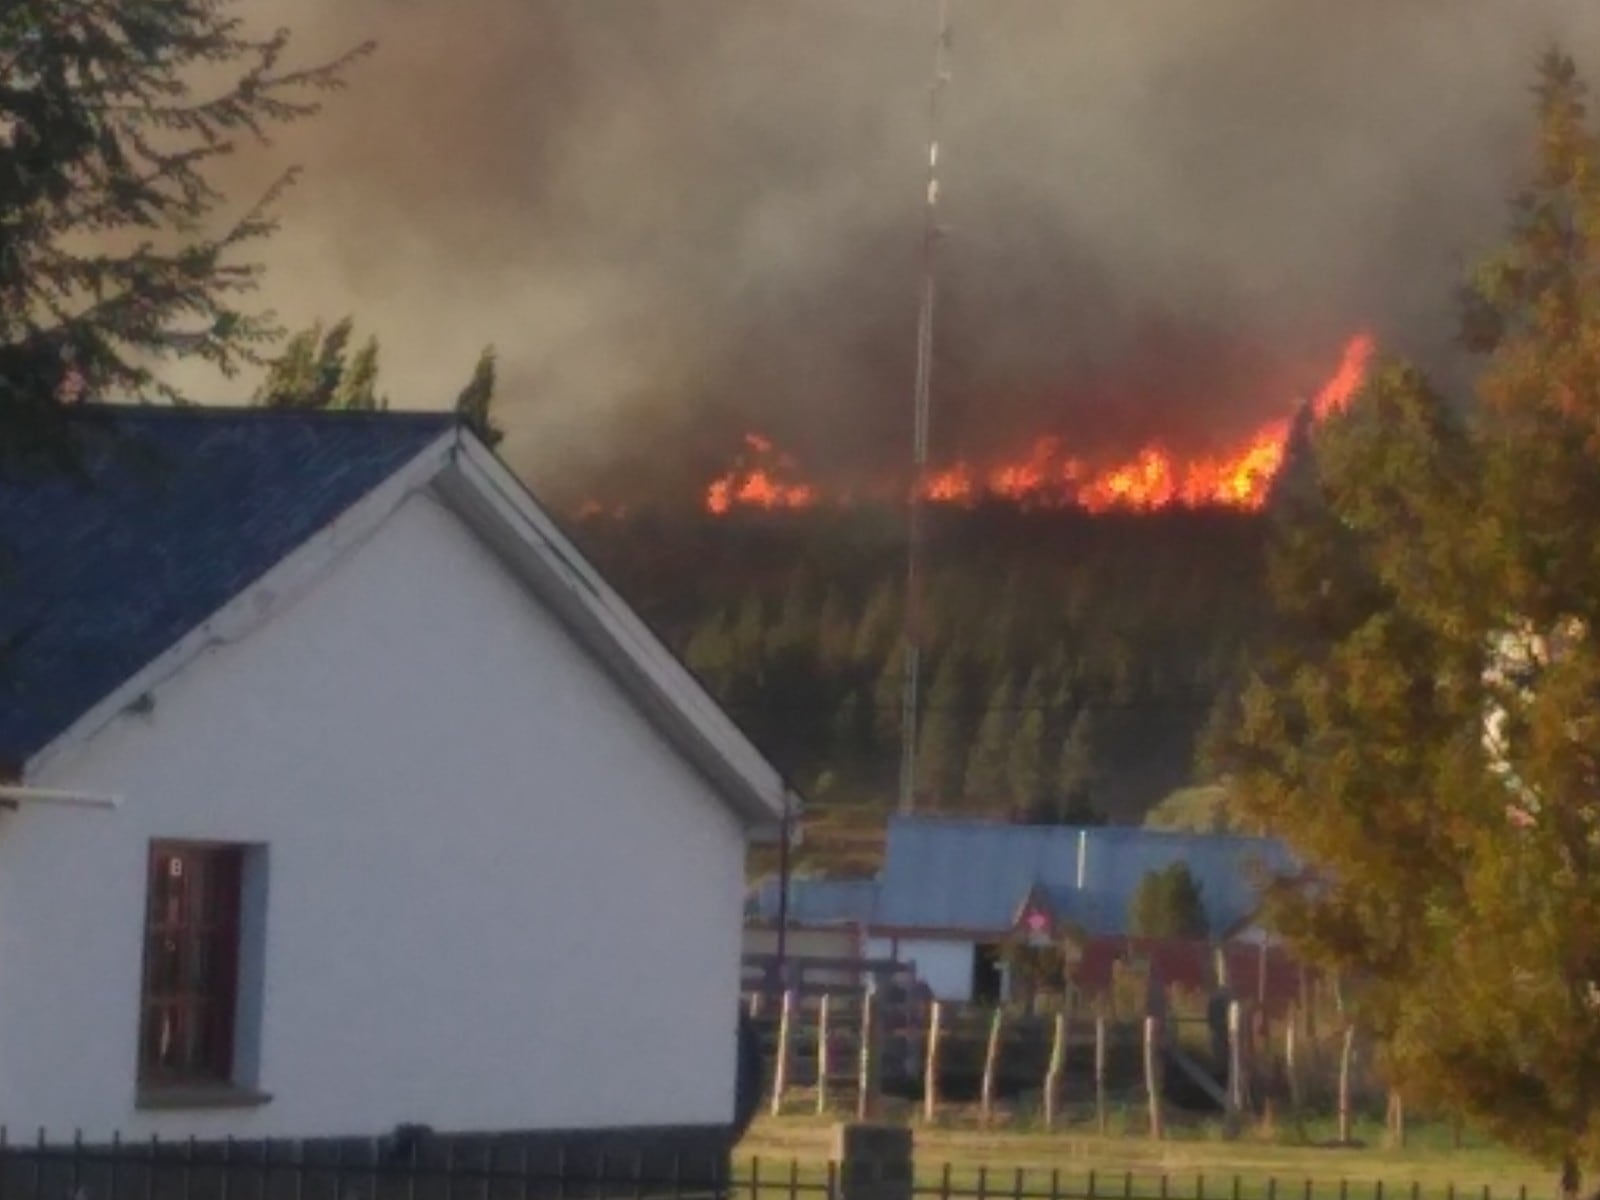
736, 1114, 1554, 1200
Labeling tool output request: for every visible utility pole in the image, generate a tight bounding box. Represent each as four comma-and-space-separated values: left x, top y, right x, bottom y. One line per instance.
897, 0, 953, 814
774, 784, 792, 993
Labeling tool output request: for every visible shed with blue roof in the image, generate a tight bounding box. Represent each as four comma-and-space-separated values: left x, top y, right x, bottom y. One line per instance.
0, 407, 790, 1153
748, 816, 1292, 1004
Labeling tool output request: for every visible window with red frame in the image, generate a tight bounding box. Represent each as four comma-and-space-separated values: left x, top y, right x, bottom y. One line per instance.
139, 842, 243, 1085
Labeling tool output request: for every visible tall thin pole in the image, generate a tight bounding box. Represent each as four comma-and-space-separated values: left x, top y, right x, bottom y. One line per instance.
774, 786, 792, 992
897, 0, 952, 815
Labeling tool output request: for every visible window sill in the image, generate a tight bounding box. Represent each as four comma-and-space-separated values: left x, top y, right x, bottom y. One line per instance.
136, 1083, 273, 1111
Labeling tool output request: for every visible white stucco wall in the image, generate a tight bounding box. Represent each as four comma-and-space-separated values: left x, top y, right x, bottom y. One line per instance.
865, 937, 975, 1002
0, 489, 748, 1141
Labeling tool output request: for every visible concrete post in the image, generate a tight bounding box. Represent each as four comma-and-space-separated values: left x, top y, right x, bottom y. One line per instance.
831, 1124, 913, 1200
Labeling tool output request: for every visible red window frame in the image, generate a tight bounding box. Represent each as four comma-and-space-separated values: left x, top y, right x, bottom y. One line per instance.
138, 842, 244, 1086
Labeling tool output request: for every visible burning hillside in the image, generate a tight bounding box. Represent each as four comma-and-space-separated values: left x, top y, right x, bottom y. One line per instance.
699, 333, 1375, 515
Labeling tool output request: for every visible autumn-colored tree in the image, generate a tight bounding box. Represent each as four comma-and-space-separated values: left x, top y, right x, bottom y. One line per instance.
1143, 784, 1238, 834
1216, 358, 1479, 1074
1216, 52, 1600, 1196
1433, 53, 1600, 1193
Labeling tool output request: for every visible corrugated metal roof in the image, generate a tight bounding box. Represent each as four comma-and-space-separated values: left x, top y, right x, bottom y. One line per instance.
876, 816, 1293, 937
746, 877, 879, 925
0, 407, 456, 762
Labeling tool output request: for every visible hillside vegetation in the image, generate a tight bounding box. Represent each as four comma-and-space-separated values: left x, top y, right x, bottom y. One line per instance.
572, 502, 1268, 857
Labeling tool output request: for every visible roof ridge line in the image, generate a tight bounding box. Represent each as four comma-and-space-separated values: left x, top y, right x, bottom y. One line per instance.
68, 403, 460, 424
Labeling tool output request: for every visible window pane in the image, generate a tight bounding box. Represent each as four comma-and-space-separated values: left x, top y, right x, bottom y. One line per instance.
140, 1004, 177, 1074
140, 842, 244, 1084
180, 1000, 206, 1074
145, 933, 184, 996
149, 849, 189, 927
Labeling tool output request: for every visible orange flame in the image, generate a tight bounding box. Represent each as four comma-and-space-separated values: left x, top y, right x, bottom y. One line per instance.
705, 433, 816, 514
701, 334, 1375, 516
1310, 333, 1377, 420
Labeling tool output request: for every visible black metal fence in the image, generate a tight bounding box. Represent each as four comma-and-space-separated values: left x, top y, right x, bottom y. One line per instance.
0, 1132, 730, 1200
0, 1137, 1546, 1200
734, 1162, 1543, 1200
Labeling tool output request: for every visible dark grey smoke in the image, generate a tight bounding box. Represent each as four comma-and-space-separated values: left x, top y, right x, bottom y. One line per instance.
196, 0, 1600, 505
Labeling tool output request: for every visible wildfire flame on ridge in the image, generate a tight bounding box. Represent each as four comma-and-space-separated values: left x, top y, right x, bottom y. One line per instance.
700, 333, 1376, 516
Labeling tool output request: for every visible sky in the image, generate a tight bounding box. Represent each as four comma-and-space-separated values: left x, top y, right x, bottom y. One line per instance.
193, 0, 1600, 505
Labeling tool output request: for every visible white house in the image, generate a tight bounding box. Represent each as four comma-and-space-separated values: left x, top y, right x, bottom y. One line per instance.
0, 408, 789, 1156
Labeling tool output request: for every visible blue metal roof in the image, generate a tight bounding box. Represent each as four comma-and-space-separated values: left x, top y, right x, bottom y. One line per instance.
0, 406, 457, 763
746, 877, 880, 925
876, 816, 1294, 937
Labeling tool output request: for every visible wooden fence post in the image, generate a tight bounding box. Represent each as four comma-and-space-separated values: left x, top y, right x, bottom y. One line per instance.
857, 985, 880, 1121
1144, 1014, 1165, 1140
922, 1001, 943, 1124
816, 993, 832, 1115
1337, 1024, 1356, 1145
980, 1006, 1005, 1128
1044, 1010, 1067, 1130
1094, 1016, 1109, 1134
1299, 967, 1314, 1042
771, 988, 795, 1117
1387, 1087, 1406, 1149
1284, 1013, 1302, 1116
1225, 1000, 1244, 1136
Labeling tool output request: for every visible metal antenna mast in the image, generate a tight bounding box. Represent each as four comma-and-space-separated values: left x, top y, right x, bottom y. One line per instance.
898, 0, 952, 815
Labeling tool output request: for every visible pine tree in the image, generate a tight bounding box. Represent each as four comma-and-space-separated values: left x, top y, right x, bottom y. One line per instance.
1434, 56, 1600, 1191
816, 586, 856, 670
456, 345, 503, 446
852, 581, 900, 664
963, 675, 1016, 813
1056, 703, 1103, 821
1008, 707, 1050, 821
914, 652, 968, 808
726, 593, 761, 650
0, 1, 370, 471
255, 317, 385, 411
1215, 359, 1483, 1128
254, 323, 324, 409
1128, 863, 1209, 938
1007, 667, 1051, 819
871, 642, 905, 751
333, 337, 384, 411
683, 611, 735, 692
310, 317, 355, 408
767, 572, 816, 660
830, 688, 871, 766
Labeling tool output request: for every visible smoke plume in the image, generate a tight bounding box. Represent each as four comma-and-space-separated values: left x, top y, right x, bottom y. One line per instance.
203, 0, 1600, 505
